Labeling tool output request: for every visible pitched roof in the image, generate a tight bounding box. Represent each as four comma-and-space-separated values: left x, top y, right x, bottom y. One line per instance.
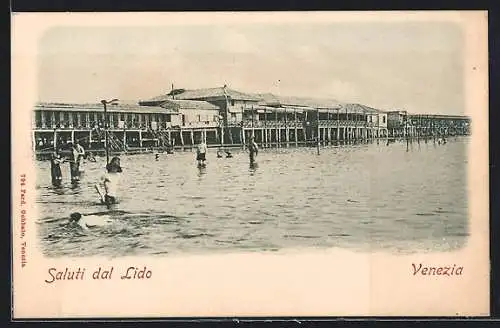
35, 102, 178, 115
174, 87, 260, 101
254, 93, 281, 107
159, 99, 220, 111
139, 94, 174, 104
253, 93, 342, 109
340, 103, 384, 114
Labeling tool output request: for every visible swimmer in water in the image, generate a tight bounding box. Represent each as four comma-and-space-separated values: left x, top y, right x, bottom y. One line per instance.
67, 212, 90, 230
86, 152, 96, 162
67, 212, 113, 230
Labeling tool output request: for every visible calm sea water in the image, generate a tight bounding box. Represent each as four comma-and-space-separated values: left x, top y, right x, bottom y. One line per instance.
36, 138, 469, 257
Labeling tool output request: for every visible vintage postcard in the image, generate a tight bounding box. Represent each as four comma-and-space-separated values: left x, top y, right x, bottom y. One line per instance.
11, 11, 489, 318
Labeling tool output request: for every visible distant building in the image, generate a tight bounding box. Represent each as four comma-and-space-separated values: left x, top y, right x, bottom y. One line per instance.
31, 86, 471, 155
140, 99, 220, 128
143, 86, 260, 126
387, 110, 407, 129
32, 102, 179, 153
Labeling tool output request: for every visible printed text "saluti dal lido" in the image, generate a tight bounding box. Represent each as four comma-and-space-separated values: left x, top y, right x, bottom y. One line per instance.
44, 266, 152, 284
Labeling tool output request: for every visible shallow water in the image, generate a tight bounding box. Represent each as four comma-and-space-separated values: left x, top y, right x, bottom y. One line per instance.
36, 138, 469, 257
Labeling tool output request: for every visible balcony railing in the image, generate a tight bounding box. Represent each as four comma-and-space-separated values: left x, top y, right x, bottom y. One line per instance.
235, 120, 375, 128
34, 118, 389, 131
182, 121, 219, 128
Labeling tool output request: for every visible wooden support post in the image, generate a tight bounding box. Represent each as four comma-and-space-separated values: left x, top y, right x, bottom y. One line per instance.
179, 130, 184, 147
241, 128, 246, 149
220, 126, 224, 147
41, 111, 46, 128
316, 109, 320, 155
275, 110, 278, 148
229, 127, 234, 145
32, 131, 36, 154
263, 109, 267, 148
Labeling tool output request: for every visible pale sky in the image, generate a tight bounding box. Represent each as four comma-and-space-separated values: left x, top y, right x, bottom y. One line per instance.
38, 21, 464, 114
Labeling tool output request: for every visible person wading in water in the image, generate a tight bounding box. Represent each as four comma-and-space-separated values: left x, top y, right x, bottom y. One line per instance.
196, 138, 207, 166
50, 151, 64, 187
68, 143, 81, 183
74, 140, 86, 172
95, 156, 122, 207
248, 136, 259, 164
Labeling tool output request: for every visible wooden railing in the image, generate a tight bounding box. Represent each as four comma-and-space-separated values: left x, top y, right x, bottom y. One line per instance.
34, 119, 389, 130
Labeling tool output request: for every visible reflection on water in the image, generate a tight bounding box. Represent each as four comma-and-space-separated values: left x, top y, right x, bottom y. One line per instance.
36, 138, 469, 257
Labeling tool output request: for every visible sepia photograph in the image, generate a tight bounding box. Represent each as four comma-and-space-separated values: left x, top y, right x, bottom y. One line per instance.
12, 11, 489, 318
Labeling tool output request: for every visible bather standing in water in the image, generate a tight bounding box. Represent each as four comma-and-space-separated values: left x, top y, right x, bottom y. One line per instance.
196, 139, 207, 166
50, 151, 64, 187
68, 143, 81, 183
95, 156, 122, 207
248, 136, 259, 164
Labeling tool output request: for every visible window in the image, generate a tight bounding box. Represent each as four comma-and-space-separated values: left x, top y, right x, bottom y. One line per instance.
43, 111, 50, 127
81, 112, 88, 127
69, 112, 76, 126
231, 100, 235, 106
197, 114, 201, 122
382, 116, 386, 123
35, 111, 42, 128
231, 113, 236, 120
